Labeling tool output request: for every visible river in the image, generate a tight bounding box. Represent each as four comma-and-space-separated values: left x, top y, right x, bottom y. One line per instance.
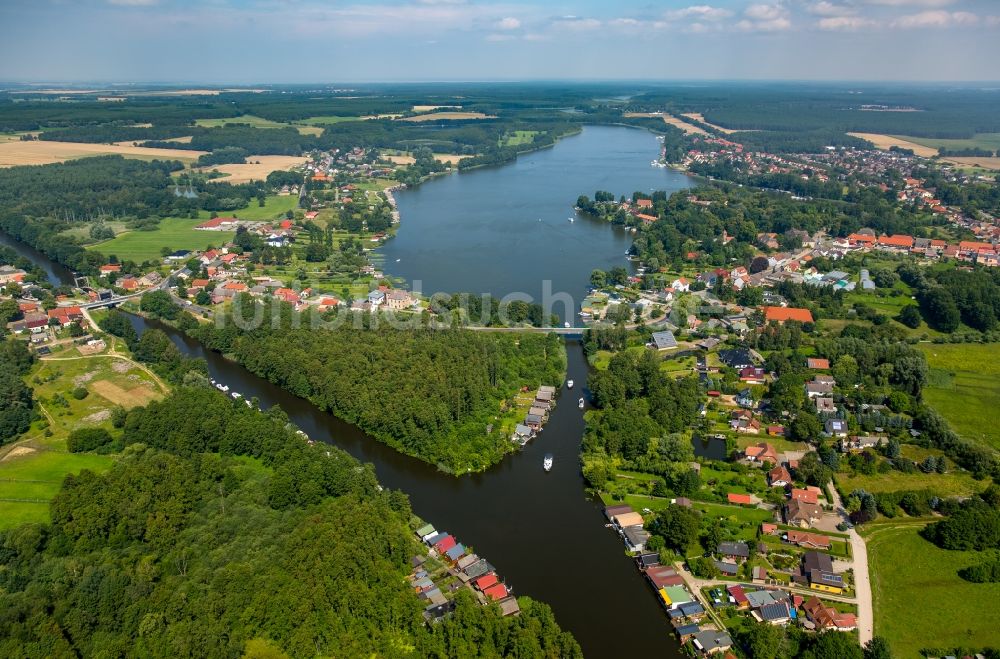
379, 125, 691, 323
8, 126, 692, 657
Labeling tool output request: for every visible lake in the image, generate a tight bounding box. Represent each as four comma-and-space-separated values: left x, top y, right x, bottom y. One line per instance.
379, 125, 691, 323
5, 126, 694, 657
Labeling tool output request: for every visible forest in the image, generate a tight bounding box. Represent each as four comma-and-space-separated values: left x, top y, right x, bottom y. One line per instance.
182, 298, 567, 472
0, 156, 275, 273
0, 387, 581, 658
0, 339, 36, 445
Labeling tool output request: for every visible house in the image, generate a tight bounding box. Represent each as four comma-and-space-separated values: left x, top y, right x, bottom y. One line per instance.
841, 435, 885, 453
483, 583, 509, 601
805, 380, 834, 397
715, 560, 739, 577
803, 552, 844, 593
691, 630, 733, 656
757, 601, 792, 625
727, 493, 752, 506
718, 348, 755, 369
717, 541, 749, 562
731, 413, 761, 435
99, 264, 122, 274
650, 330, 678, 351
671, 277, 690, 292
744, 442, 779, 465
735, 388, 754, 409
784, 530, 831, 550
739, 366, 766, 384
790, 488, 819, 505
768, 465, 792, 487
752, 565, 768, 583
604, 504, 634, 521
824, 419, 848, 437
761, 522, 779, 536
785, 499, 823, 527
802, 596, 857, 631
196, 216, 239, 230
166, 249, 192, 261
385, 290, 414, 311
623, 526, 651, 552
367, 290, 385, 307
524, 413, 543, 430
47, 306, 83, 327
762, 306, 814, 324
612, 511, 645, 529
498, 597, 520, 617
815, 397, 836, 414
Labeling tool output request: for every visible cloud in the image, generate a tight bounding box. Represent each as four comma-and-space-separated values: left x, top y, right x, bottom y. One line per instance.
818, 15, 880, 30
495, 17, 520, 30
551, 15, 601, 31
890, 10, 978, 28
862, 0, 956, 6
808, 2, 855, 17
664, 5, 733, 22
737, 3, 792, 31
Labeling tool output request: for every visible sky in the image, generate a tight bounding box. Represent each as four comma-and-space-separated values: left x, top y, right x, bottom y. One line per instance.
1, 0, 998, 83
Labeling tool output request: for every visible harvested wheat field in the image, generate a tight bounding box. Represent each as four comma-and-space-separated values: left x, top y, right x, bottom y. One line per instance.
384, 153, 468, 165
624, 112, 708, 136
848, 133, 939, 157
90, 379, 162, 409
413, 105, 461, 113
400, 112, 494, 122
196, 155, 308, 183
682, 113, 747, 134
941, 156, 1000, 171
0, 140, 206, 167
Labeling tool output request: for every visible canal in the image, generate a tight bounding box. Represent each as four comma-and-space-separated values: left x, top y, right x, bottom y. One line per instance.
10, 126, 692, 657
379, 125, 691, 322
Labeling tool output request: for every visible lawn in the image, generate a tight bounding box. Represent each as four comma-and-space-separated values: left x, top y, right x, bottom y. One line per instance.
299, 115, 365, 126
90, 217, 236, 262
863, 520, 1000, 657
920, 343, 1000, 451
227, 194, 298, 220
501, 130, 539, 147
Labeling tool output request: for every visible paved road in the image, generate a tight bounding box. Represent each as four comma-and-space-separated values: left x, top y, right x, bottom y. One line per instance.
827, 484, 873, 644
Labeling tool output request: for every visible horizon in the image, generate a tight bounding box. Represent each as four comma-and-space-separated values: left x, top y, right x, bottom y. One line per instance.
2, 0, 999, 83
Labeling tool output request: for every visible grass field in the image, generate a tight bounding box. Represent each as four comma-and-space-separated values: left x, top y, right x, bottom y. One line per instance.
0, 348, 163, 528
891, 133, 1000, 154
847, 133, 938, 157
501, 130, 540, 147
90, 216, 236, 262
863, 520, 1000, 657
194, 115, 321, 136
299, 115, 366, 125
0, 139, 206, 167
836, 468, 983, 497
920, 343, 1000, 451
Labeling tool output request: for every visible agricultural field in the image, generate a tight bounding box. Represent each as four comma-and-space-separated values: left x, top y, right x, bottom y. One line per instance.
0, 346, 164, 528
192, 155, 308, 183
890, 132, 1000, 154
682, 113, 742, 134
0, 139, 206, 167
622, 112, 708, 136
863, 520, 1000, 658
89, 216, 236, 262
399, 112, 494, 122
920, 343, 1000, 451
298, 115, 365, 126
194, 114, 322, 136
847, 133, 938, 157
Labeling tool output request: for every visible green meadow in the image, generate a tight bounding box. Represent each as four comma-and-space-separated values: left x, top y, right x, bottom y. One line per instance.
892, 132, 1000, 154
864, 520, 1000, 657
90, 217, 236, 263
920, 343, 1000, 451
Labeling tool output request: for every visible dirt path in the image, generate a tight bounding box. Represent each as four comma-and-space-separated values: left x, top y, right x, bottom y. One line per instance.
827, 484, 873, 644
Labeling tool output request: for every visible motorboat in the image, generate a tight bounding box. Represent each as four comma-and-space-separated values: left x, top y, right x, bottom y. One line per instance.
578, 397, 585, 409
566, 379, 574, 389
564, 321, 570, 328
543, 454, 553, 472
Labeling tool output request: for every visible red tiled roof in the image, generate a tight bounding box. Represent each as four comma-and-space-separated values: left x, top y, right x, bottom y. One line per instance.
728, 493, 752, 505
878, 234, 915, 248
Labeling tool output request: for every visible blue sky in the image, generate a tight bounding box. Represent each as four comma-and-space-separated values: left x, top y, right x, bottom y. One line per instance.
1, 0, 998, 82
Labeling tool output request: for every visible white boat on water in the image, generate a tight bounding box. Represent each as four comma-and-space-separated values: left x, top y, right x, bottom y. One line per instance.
564, 321, 570, 328
215, 383, 229, 393
543, 454, 553, 472
578, 397, 585, 409
568, 217, 574, 222
231, 392, 242, 399
567, 379, 574, 389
